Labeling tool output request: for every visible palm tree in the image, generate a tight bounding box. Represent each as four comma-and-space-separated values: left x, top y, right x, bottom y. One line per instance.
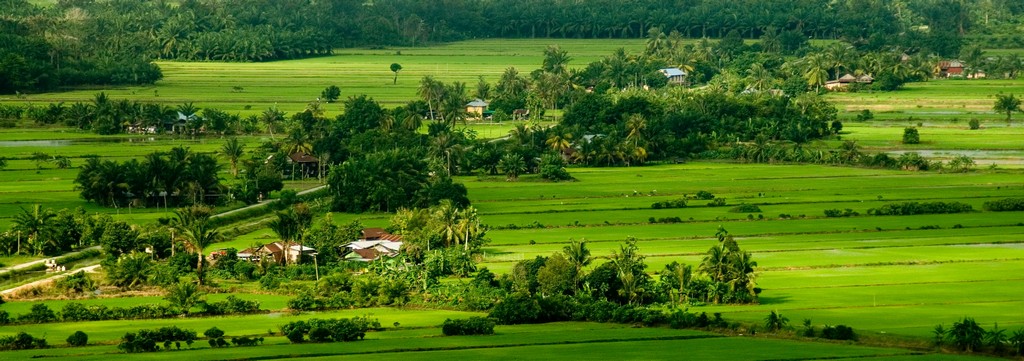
172, 205, 220, 285
994, 93, 1021, 123
455, 207, 480, 251
562, 238, 591, 290
801, 53, 830, 91
545, 132, 573, 153
12, 205, 55, 255
220, 138, 245, 177
498, 153, 527, 181
764, 310, 789, 331
418, 76, 444, 121
432, 200, 460, 248
746, 63, 774, 92
260, 107, 285, 139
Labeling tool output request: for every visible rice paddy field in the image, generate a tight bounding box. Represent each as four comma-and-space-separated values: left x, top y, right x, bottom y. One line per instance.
468, 163, 1024, 340
1, 39, 1023, 359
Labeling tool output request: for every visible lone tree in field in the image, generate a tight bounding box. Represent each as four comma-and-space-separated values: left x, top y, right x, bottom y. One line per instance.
902, 127, 920, 144
390, 63, 402, 84
321, 85, 341, 103
220, 137, 245, 177
994, 93, 1021, 123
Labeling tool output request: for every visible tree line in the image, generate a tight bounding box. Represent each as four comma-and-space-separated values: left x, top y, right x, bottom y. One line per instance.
5, 0, 1024, 93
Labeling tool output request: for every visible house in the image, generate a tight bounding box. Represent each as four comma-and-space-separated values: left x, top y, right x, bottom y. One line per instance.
342, 228, 404, 262
659, 67, 688, 86
238, 242, 316, 264
936, 60, 965, 78
287, 151, 319, 179
824, 73, 874, 91
512, 108, 530, 120
465, 99, 489, 118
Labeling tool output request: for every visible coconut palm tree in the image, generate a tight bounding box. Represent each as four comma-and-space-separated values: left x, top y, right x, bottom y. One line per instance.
418, 76, 444, 121
172, 205, 220, 285
802, 53, 830, 91
498, 153, 527, 181
260, 107, 285, 139
12, 204, 55, 255
545, 132, 573, 153
220, 137, 245, 177
562, 238, 592, 290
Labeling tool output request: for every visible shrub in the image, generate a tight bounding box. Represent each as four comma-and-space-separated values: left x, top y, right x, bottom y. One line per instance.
821, 324, 857, 341
707, 198, 727, 207
651, 198, 687, 209
230, 336, 262, 347
442, 317, 496, 336
0, 332, 47, 350
281, 317, 378, 344
259, 275, 282, 290
984, 198, 1024, 212
902, 127, 920, 144
856, 109, 874, 121
118, 327, 197, 353
729, 204, 761, 213
20, 304, 56, 323
693, 190, 715, 200
539, 153, 573, 181
66, 331, 88, 347
868, 201, 973, 216
489, 293, 541, 325
969, 118, 980, 130
823, 208, 858, 217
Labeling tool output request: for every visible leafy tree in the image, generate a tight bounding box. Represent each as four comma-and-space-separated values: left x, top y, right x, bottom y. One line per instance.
902, 127, 920, 144
994, 93, 1021, 122
66, 331, 88, 347
321, 85, 342, 103
104, 252, 153, 289
536, 253, 576, 296
539, 153, 571, 181
390, 63, 402, 85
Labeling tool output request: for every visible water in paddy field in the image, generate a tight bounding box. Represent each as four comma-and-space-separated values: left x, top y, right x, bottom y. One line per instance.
0, 137, 209, 147
886, 149, 1024, 168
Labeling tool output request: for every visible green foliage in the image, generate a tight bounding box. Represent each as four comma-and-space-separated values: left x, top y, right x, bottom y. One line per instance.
321, 85, 341, 103
20, 304, 56, 323
328, 149, 468, 212
280, 317, 379, 344
651, 198, 687, 209
66, 331, 88, 347
764, 310, 789, 332
984, 198, 1024, 212
823, 208, 859, 217
164, 280, 206, 315
104, 251, 154, 289
75, 147, 224, 207
867, 201, 973, 216
902, 127, 920, 144
728, 204, 761, 213
993, 93, 1021, 121
118, 327, 197, 353
0, 332, 47, 351
539, 153, 572, 181
968, 118, 981, 130
948, 317, 985, 352
855, 109, 874, 121
441, 317, 496, 336
821, 325, 857, 341
54, 271, 97, 295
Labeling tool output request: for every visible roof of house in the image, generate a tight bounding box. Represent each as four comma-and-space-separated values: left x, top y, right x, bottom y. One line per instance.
660, 68, 687, 77
466, 99, 489, 107
838, 74, 858, 83
289, 152, 318, 163
346, 240, 403, 262
938, 60, 964, 69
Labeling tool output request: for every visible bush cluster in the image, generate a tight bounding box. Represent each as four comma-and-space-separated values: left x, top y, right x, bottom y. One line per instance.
707, 198, 727, 207
13, 299, 264, 325
441, 317, 496, 336
651, 198, 687, 209
693, 191, 716, 200
648, 216, 683, 224
821, 325, 857, 341
0, 332, 47, 350
984, 198, 1024, 212
280, 317, 379, 343
66, 331, 88, 347
488, 294, 687, 327
118, 326, 197, 353
823, 208, 859, 217
867, 201, 973, 216
729, 204, 761, 213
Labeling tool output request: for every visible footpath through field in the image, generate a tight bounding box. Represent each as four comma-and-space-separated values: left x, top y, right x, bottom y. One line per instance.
0, 246, 100, 275
0, 264, 101, 296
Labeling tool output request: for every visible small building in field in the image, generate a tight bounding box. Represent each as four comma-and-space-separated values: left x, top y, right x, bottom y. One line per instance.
824, 73, 874, 91
287, 151, 319, 179
238, 242, 316, 264
659, 67, 688, 86
342, 228, 404, 262
937, 60, 965, 78
465, 99, 489, 118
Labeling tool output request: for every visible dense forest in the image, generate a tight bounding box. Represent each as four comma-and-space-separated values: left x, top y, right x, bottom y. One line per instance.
3, 0, 1024, 93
